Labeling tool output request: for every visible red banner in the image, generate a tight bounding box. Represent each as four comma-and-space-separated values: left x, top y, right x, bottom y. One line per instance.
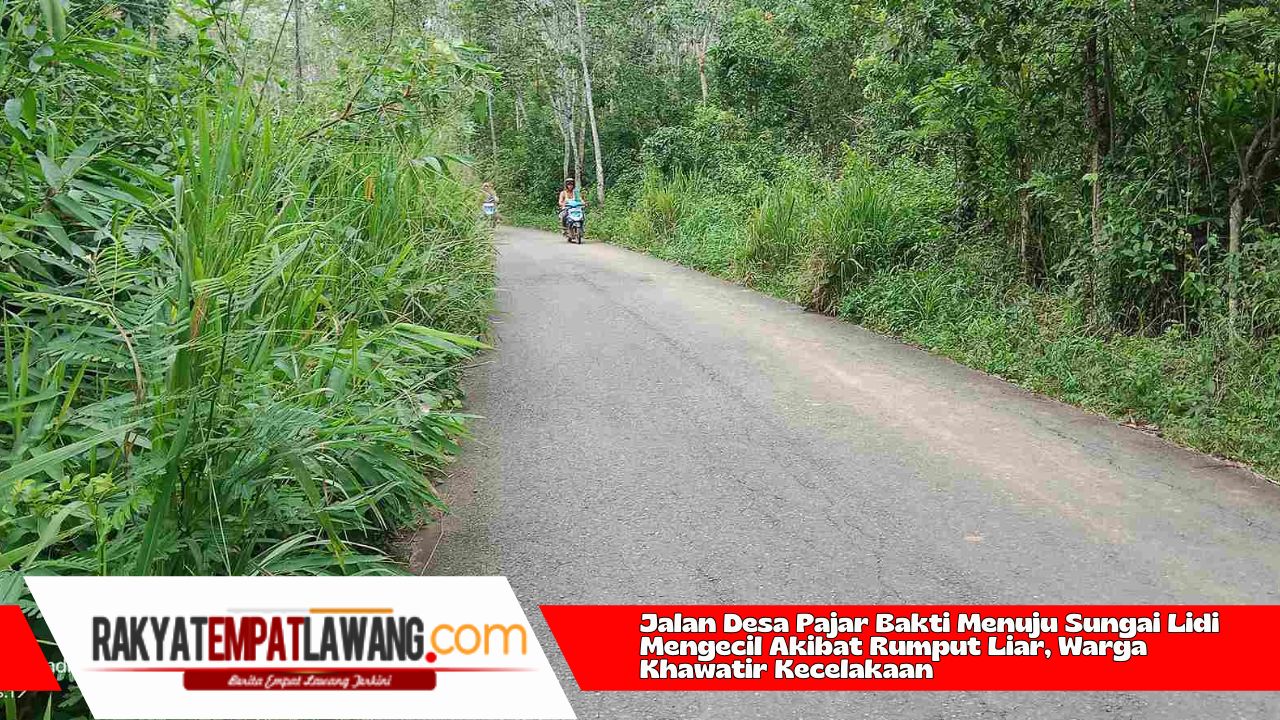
0, 605, 60, 691
540, 605, 1280, 691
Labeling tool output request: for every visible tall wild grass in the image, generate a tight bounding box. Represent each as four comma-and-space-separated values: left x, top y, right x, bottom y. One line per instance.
2, 1, 493, 587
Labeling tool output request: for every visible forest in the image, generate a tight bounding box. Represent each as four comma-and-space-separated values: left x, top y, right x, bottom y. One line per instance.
461, 0, 1280, 476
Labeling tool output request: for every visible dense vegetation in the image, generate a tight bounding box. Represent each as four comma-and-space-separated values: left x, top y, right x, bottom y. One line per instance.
466, 0, 1280, 476
2, 0, 493, 713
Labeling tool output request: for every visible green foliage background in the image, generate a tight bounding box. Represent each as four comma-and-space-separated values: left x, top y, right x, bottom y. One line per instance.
464, 0, 1280, 477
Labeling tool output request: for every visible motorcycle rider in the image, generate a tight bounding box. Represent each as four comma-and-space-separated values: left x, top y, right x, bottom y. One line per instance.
481, 182, 500, 226
557, 177, 580, 230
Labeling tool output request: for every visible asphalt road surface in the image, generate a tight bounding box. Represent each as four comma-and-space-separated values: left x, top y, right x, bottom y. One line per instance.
412, 225, 1280, 719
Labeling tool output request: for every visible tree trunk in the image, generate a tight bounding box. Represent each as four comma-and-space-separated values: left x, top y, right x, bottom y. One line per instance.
575, 0, 605, 204
697, 45, 708, 103
561, 126, 571, 182
293, 0, 304, 102
1228, 188, 1244, 330
1090, 145, 1104, 301
575, 94, 586, 189
1084, 24, 1105, 319
487, 89, 499, 174
956, 121, 979, 230
552, 92, 571, 180
1016, 151, 1033, 282
566, 103, 576, 183
1102, 27, 1116, 152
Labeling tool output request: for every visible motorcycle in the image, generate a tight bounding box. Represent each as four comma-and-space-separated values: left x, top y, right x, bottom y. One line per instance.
563, 199, 585, 244
482, 199, 498, 228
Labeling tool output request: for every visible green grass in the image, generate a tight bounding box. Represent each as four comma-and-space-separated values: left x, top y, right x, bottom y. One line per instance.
2, 102, 493, 580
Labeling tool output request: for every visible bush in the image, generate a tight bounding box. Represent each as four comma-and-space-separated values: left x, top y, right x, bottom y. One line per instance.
739, 182, 809, 272
640, 106, 785, 193
807, 169, 897, 311
806, 155, 952, 311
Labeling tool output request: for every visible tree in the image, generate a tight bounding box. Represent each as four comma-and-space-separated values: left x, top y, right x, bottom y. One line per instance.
655, 0, 729, 102
1082, 9, 1111, 319
574, 0, 605, 203
294, 0, 305, 101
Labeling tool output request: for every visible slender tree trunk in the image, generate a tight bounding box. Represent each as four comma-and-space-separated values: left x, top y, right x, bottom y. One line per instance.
569, 93, 580, 187
487, 89, 499, 173
1084, 23, 1107, 320
956, 122, 979, 230
565, 105, 575, 182
551, 92, 571, 180
293, 0, 303, 102
1016, 150, 1033, 281
1227, 186, 1244, 330
1090, 146, 1104, 289
565, 122, 576, 179
574, 0, 605, 204
1103, 28, 1116, 151
697, 45, 709, 103
575, 94, 586, 189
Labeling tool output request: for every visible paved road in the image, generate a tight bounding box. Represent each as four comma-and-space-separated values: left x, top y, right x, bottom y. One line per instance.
412, 226, 1280, 719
